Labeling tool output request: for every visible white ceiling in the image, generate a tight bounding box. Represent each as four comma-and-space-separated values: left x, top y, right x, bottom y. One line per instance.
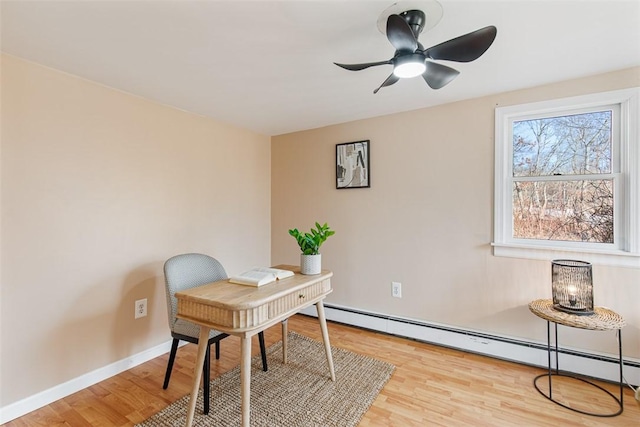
2, 0, 639, 136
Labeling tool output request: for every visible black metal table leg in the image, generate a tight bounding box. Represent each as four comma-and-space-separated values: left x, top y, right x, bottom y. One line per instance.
533, 322, 624, 417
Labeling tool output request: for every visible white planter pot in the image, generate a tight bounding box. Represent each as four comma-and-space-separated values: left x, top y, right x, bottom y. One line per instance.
300, 254, 321, 275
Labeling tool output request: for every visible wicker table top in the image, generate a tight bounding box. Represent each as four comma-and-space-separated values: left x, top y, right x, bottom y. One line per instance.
529, 299, 626, 330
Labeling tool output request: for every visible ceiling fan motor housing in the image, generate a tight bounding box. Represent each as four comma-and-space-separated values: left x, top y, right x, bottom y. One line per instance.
399, 10, 426, 42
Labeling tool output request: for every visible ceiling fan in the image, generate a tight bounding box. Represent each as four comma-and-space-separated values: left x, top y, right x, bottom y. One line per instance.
334, 4, 497, 94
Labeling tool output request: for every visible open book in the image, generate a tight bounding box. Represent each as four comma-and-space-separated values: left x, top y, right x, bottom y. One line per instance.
229, 267, 295, 287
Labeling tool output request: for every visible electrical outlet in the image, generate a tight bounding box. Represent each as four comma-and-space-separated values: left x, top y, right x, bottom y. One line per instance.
135, 298, 147, 319
391, 282, 402, 298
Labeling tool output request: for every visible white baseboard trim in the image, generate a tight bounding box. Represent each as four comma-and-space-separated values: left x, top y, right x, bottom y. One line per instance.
4, 305, 638, 424
0, 339, 177, 424
302, 303, 640, 387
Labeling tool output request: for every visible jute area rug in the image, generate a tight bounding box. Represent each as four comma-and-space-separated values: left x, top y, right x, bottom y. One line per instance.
137, 332, 395, 427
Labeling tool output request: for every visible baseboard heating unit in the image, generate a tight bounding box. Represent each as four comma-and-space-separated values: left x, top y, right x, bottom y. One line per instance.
300, 303, 640, 387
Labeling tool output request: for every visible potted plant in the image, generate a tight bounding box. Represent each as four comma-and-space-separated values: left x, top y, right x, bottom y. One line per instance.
288, 222, 335, 275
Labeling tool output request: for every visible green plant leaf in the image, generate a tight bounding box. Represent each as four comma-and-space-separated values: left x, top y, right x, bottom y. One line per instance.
289, 222, 335, 255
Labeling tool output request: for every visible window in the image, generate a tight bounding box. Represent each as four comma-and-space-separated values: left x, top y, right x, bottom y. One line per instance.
493, 88, 639, 267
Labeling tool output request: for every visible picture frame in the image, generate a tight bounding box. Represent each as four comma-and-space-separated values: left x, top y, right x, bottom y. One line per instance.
336, 140, 370, 189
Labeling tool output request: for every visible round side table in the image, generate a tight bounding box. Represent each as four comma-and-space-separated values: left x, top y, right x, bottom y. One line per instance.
528, 299, 626, 417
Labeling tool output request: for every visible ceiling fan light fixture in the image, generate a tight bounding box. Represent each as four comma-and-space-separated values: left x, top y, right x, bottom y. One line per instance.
393, 54, 426, 78
335, 2, 497, 93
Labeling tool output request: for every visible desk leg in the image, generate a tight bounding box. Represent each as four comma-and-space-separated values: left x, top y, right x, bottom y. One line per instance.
281, 319, 288, 364
184, 326, 210, 427
240, 334, 252, 427
316, 301, 336, 381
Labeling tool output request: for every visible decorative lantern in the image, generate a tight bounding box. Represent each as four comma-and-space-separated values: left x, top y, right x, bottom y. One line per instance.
551, 259, 594, 315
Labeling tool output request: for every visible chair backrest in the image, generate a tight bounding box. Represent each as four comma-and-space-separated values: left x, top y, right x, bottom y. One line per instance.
163, 253, 228, 331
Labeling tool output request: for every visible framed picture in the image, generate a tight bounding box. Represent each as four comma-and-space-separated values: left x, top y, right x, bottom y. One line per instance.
336, 140, 370, 189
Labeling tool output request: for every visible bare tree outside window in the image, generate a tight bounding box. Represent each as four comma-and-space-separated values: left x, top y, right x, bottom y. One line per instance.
511, 111, 614, 243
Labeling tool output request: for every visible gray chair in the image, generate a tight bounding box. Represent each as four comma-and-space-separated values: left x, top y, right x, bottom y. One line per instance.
162, 253, 268, 415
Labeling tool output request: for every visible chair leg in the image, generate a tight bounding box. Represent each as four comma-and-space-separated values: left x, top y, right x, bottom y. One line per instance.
162, 338, 180, 389
203, 344, 211, 415
215, 340, 220, 359
258, 331, 268, 372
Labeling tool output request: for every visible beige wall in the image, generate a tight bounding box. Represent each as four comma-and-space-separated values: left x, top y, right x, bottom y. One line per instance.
272, 67, 640, 361
0, 54, 271, 406
2, 51, 639, 412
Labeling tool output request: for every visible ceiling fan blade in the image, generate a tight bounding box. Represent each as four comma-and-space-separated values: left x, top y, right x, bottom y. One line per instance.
373, 74, 400, 94
424, 26, 497, 63
386, 14, 418, 52
334, 60, 392, 71
422, 62, 460, 89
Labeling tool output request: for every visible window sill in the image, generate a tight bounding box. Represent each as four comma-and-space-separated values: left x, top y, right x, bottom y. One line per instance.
491, 243, 640, 268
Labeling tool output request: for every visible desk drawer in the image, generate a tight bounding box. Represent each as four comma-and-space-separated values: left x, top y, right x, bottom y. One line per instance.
268, 278, 330, 318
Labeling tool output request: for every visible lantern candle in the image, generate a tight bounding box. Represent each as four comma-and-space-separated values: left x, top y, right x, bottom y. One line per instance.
551, 259, 594, 315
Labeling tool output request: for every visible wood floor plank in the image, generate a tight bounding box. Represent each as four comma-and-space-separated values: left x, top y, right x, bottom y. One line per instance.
3, 314, 638, 426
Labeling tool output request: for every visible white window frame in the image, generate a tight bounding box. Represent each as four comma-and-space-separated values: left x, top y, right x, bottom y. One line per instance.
493, 88, 640, 268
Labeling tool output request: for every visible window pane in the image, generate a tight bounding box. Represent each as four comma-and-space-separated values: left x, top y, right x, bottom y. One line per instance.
512, 180, 613, 243
513, 111, 612, 177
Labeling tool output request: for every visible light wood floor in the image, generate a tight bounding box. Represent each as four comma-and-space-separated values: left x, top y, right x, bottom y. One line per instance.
4, 314, 639, 426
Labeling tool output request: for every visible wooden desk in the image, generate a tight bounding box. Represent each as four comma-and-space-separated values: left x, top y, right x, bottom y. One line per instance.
176, 266, 335, 427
